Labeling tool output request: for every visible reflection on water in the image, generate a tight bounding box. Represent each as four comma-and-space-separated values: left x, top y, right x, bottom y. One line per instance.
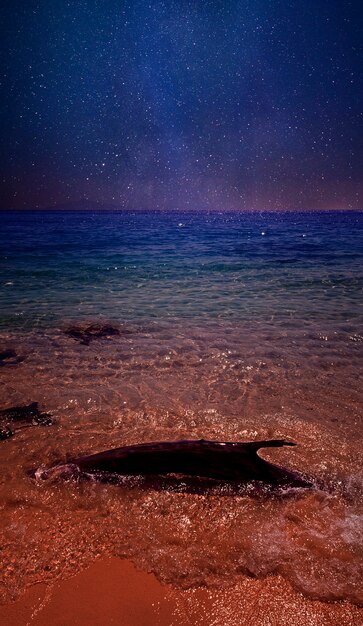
0, 211, 362, 606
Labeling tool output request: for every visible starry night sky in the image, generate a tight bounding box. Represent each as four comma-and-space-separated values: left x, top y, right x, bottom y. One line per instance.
1, 1, 362, 210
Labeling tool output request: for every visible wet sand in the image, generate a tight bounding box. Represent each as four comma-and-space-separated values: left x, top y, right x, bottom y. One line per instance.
2, 557, 362, 626
0, 320, 362, 624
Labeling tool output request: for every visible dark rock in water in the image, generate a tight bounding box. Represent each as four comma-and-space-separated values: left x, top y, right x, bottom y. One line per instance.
0, 349, 16, 362
35, 438, 312, 488
0, 402, 53, 441
0, 426, 14, 440
0, 349, 25, 366
64, 323, 121, 345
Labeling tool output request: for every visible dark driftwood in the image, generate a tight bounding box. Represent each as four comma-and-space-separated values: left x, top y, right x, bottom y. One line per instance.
52, 439, 311, 487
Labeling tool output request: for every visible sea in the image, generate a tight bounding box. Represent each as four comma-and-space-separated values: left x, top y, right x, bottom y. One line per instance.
0, 210, 362, 609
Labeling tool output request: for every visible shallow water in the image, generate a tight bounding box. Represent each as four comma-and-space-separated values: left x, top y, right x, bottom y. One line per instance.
0, 210, 362, 606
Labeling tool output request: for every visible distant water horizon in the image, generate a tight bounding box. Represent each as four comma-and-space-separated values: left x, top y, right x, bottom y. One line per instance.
0, 207, 363, 214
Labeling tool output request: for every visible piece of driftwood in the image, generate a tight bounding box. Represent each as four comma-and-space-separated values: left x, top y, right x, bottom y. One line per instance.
0, 402, 53, 440
36, 439, 311, 487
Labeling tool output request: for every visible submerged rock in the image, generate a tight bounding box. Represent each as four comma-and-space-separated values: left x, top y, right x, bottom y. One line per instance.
0, 349, 24, 366
0, 425, 13, 440
0, 402, 53, 441
64, 323, 122, 345
0, 402, 52, 425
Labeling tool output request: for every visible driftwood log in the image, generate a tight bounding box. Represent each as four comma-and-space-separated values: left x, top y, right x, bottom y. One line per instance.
36, 439, 311, 487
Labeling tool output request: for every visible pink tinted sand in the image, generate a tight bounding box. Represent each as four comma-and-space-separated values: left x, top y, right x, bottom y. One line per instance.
2, 558, 362, 626
0, 321, 362, 623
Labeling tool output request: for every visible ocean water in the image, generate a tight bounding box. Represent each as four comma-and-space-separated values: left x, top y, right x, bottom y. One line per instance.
0, 210, 362, 609
0, 210, 362, 329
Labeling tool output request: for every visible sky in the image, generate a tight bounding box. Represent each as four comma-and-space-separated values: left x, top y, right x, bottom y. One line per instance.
0, 0, 362, 210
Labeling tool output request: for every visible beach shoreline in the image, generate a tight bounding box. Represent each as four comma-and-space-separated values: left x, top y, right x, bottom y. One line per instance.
1, 211, 362, 624
1, 557, 362, 626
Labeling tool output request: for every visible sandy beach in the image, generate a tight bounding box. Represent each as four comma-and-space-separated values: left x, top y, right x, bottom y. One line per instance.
2, 557, 362, 626
1, 320, 362, 624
